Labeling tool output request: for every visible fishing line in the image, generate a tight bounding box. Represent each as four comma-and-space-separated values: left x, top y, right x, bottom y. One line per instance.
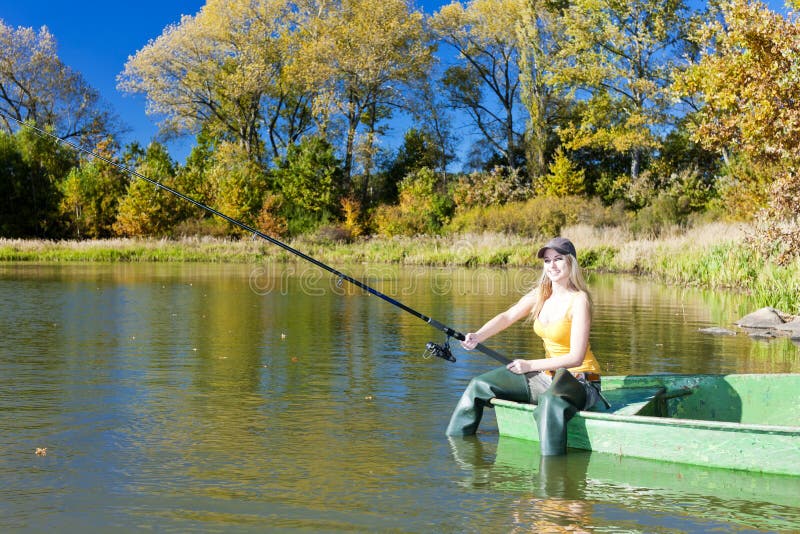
2, 113, 511, 365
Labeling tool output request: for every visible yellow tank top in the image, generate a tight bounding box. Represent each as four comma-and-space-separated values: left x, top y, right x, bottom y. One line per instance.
533, 293, 601, 375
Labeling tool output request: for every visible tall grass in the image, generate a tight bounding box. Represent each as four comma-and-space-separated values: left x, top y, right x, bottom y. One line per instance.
1, 222, 797, 313
575, 222, 799, 313
0, 237, 273, 263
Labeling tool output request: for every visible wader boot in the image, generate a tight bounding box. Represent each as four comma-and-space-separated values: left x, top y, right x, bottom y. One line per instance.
446, 367, 530, 436
533, 368, 587, 456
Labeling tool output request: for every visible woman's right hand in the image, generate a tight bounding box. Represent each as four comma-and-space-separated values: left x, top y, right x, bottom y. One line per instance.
461, 333, 480, 350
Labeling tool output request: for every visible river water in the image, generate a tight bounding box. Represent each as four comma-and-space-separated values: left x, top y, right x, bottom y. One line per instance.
1, 262, 798, 532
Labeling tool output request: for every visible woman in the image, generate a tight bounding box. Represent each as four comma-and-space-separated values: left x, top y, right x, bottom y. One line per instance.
445, 237, 602, 438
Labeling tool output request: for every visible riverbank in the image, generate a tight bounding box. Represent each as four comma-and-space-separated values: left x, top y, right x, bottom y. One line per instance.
1, 222, 798, 312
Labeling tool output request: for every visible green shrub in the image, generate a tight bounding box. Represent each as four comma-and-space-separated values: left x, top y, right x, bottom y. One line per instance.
579, 246, 618, 270
373, 167, 453, 236
273, 136, 344, 217
668, 167, 716, 214
535, 148, 586, 197
594, 171, 630, 206
627, 168, 718, 238
451, 166, 532, 209
629, 194, 681, 237
207, 142, 269, 235
715, 154, 773, 221
312, 224, 354, 244
447, 195, 621, 237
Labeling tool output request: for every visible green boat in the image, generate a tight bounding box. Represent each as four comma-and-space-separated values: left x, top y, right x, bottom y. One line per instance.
490, 373, 800, 476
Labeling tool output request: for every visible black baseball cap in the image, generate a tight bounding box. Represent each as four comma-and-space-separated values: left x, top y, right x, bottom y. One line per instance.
537, 237, 577, 258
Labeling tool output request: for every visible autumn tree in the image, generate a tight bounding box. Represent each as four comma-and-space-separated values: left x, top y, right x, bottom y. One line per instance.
515, 0, 568, 179
118, 0, 312, 162
59, 139, 128, 238
382, 128, 449, 203
205, 141, 269, 234
550, 0, 694, 181
288, 0, 434, 188
0, 20, 116, 143
431, 0, 528, 169
537, 147, 586, 197
165, 135, 270, 236
114, 142, 183, 237
678, 0, 800, 263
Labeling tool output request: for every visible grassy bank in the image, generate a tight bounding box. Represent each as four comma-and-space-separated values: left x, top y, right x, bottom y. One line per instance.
1, 222, 798, 313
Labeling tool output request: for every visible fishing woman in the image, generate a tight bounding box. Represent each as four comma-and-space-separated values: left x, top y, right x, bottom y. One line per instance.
445, 237, 603, 446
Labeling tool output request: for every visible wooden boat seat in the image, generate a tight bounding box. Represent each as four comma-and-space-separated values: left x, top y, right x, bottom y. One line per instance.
589, 386, 666, 416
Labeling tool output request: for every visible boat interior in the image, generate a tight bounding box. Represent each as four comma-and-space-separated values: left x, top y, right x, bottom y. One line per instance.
593, 374, 800, 426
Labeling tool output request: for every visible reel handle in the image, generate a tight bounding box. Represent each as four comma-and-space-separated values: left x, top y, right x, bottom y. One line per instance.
425, 341, 456, 362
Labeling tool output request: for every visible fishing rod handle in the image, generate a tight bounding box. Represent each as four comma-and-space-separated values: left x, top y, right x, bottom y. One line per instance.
474, 343, 512, 365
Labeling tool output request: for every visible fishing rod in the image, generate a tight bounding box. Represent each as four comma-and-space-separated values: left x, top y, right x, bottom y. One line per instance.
3, 114, 512, 365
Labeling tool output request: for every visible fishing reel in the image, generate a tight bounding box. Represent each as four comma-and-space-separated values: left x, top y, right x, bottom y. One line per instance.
424, 337, 456, 362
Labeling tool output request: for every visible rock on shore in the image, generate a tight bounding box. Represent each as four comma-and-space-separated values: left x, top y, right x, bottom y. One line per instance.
734, 307, 800, 341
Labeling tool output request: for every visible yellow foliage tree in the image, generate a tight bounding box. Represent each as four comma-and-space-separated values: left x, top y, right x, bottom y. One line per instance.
549, 0, 693, 179
117, 0, 306, 161
288, 0, 433, 182
537, 147, 586, 197
59, 139, 127, 238
206, 142, 268, 234
113, 142, 182, 237
678, 0, 800, 263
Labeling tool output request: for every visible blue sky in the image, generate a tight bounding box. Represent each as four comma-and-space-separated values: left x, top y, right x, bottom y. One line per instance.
0, 0, 451, 163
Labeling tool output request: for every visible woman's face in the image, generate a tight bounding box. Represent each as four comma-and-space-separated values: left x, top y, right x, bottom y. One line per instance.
542, 248, 570, 285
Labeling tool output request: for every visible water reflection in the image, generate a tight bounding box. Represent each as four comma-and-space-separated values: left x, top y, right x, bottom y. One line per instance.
450, 436, 800, 532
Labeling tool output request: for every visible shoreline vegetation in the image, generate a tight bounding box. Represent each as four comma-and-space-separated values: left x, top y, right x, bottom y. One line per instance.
1, 222, 798, 313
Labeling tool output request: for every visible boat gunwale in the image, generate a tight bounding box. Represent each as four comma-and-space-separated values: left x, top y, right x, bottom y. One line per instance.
599, 372, 800, 387
490, 398, 800, 435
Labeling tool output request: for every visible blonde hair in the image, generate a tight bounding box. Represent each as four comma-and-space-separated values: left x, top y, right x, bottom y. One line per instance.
529, 253, 592, 321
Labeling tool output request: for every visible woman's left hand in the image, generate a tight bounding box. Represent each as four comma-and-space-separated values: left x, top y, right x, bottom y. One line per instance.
460, 333, 480, 350
506, 359, 531, 374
